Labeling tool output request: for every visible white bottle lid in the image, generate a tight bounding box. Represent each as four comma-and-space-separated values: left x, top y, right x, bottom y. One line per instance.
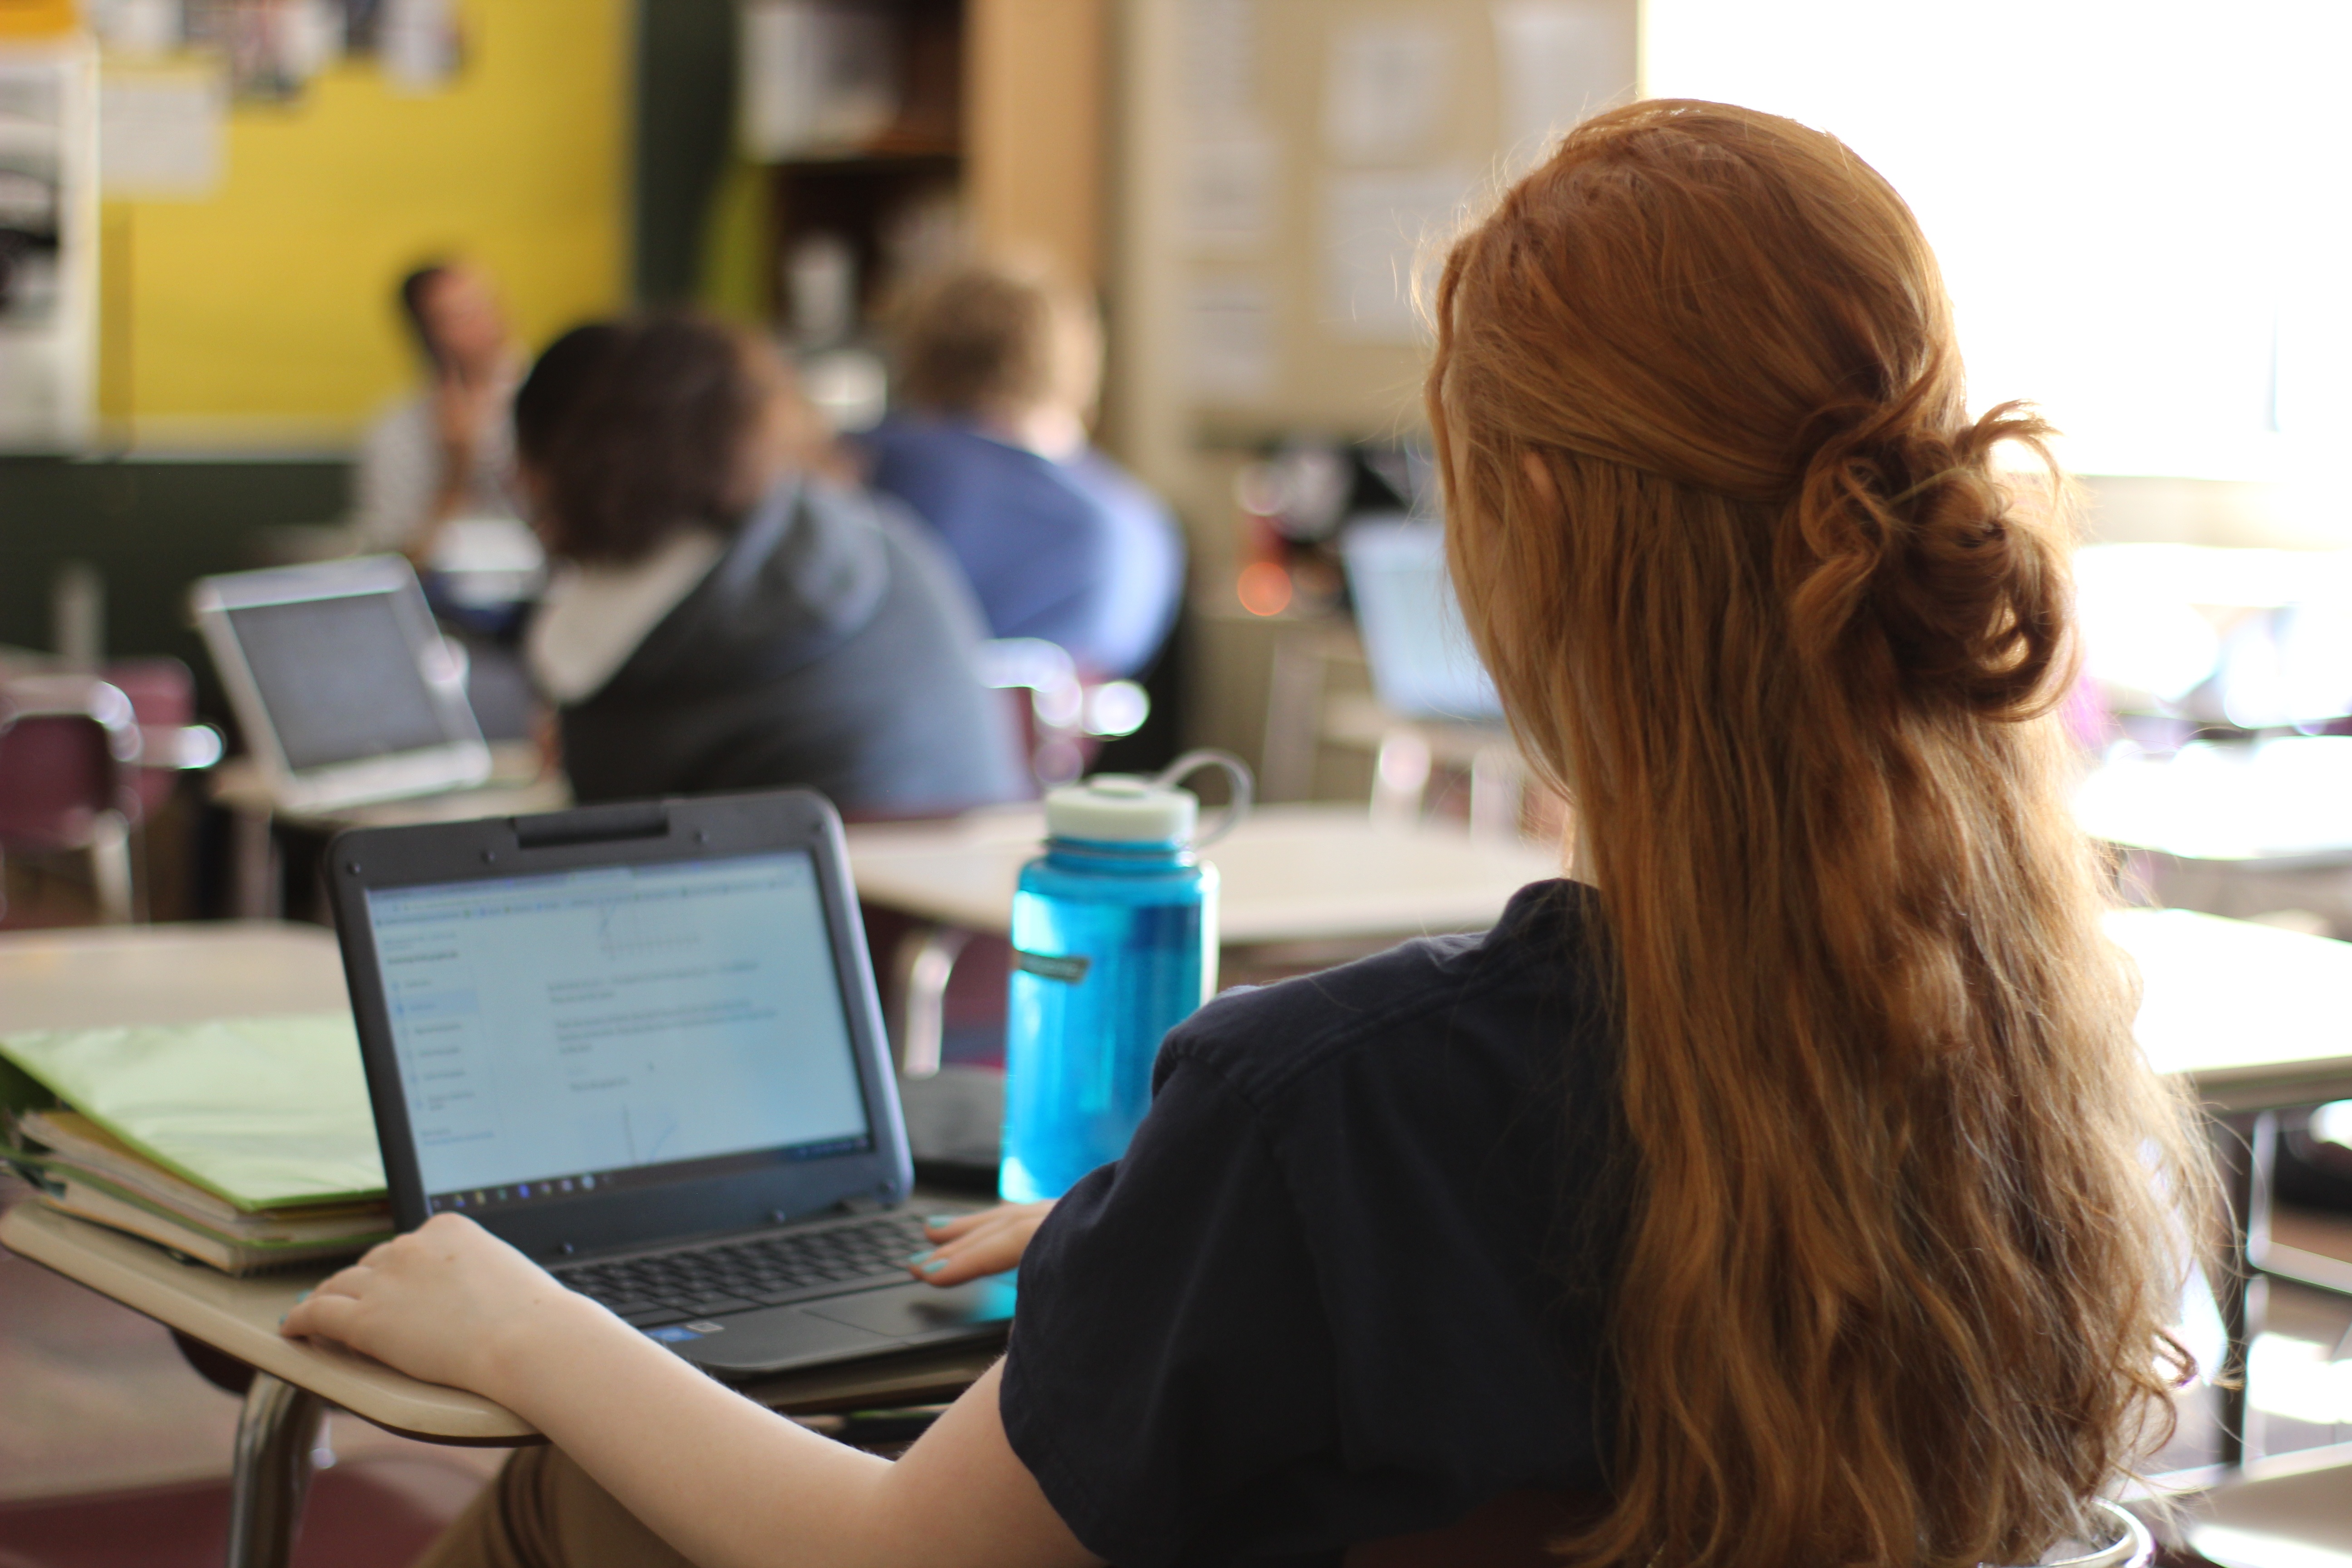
1044, 774, 1198, 844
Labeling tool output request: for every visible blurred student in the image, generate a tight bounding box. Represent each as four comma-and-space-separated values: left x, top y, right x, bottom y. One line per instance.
353, 260, 526, 559
861, 261, 1183, 679
516, 313, 1025, 813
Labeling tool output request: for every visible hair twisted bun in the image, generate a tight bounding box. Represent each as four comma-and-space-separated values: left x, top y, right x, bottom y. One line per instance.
1430, 100, 2207, 1568
1785, 392, 2070, 719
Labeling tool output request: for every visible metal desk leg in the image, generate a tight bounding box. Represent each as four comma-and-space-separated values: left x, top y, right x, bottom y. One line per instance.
890, 922, 970, 1080
2211, 1110, 2275, 1471
225, 1371, 324, 1568
229, 805, 282, 921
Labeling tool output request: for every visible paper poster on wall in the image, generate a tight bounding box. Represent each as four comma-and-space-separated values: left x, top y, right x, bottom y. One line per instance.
1323, 19, 1452, 166
1185, 131, 1276, 251
379, 0, 458, 93
1185, 275, 1276, 401
98, 65, 225, 196
1320, 167, 1470, 344
1491, 1, 1633, 165
1182, 0, 1257, 120
738, 1, 900, 158
0, 41, 95, 450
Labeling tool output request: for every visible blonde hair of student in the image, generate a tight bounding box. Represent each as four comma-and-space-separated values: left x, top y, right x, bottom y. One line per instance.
888, 258, 1102, 423
1427, 100, 2212, 1568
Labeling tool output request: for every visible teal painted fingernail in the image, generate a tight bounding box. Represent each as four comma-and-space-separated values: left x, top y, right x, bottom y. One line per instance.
276, 1313, 288, 1326
295, 1289, 311, 1302
924, 1215, 957, 1228
920, 1257, 948, 1274
905, 1250, 933, 1266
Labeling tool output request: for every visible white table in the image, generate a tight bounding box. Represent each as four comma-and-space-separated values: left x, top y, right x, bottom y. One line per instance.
2077, 738, 2352, 871
211, 745, 571, 920
846, 802, 1566, 945
847, 803, 1569, 1093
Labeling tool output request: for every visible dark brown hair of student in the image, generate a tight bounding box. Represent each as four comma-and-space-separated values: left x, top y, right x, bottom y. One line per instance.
1426, 100, 2213, 1568
396, 260, 452, 363
888, 260, 1089, 419
514, 313, 804, 566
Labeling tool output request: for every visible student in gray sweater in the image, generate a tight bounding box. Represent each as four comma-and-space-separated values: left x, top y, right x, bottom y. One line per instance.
515, 314, 1027, 813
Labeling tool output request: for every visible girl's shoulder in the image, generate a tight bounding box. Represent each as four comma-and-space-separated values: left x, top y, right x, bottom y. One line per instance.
1157, 877, 1611, 1116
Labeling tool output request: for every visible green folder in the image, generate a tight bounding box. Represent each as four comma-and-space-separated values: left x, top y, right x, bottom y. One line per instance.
0, 1014, 386, 1210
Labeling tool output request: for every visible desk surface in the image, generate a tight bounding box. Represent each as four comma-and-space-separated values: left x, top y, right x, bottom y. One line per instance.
0, 1200, 1001, 1446
0, 921, 349, 1032
0, 922, 999, 1443
847, 803, 1565, 945
5, 903, 2348, 1444
210, 746, 571, 833
2076, 738, 2352, 867
2107, 906, 2352, 1112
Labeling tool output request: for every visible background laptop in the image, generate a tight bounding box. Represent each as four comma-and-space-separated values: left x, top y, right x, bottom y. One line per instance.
325, 789, 1010, 1380
1340, 514, 1504, 723
191, 556, 492, 812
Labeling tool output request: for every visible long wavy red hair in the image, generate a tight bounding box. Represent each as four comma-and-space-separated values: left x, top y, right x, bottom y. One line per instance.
1428, 101, 2210, 1568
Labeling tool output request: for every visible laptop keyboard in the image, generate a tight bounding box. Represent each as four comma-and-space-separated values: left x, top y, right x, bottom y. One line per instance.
551, 1214, 934, 1329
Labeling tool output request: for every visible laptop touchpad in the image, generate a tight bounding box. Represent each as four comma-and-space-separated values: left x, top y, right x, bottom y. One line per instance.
802, 1279, 1016, 1338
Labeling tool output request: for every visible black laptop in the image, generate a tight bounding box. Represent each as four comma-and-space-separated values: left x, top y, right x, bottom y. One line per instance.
324, 789, 1012, 1380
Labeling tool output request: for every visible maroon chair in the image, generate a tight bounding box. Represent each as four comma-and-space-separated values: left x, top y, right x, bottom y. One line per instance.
0, 662, 220, 925
0, 675, 142, 923
104, 658, 224, 815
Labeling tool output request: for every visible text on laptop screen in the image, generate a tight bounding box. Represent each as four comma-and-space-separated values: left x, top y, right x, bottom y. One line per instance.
364, 852, 872, 1214
225, 593, 455, 772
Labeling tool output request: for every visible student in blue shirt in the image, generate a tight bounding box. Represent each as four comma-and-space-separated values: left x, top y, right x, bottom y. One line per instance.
858, 261, 1185, 680
286, 102, 2210, 1568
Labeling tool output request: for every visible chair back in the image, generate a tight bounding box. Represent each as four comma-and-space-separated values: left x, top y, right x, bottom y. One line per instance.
0, 675, 140, 853
978, 637, 1151, 790
2004, 1501, 2154, 1568
101, 657, 219, 815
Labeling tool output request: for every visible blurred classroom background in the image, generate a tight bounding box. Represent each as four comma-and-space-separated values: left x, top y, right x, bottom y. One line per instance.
6, 0, 2352, 1558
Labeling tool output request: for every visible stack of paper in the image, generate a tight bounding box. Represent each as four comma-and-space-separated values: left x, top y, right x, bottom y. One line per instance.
0, 1014, 392, 1274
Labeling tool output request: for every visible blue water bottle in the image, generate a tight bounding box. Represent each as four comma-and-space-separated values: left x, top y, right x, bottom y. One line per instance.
999, 750, 1253, 1202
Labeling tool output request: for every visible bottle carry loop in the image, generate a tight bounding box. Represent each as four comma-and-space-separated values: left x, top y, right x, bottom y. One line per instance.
1153, 748, 1254, 850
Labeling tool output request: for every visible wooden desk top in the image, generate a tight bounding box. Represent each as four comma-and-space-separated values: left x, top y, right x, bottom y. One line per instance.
848, 803, 1567, 945
0, 1200, 1000, 1445
2107, 907, 2352, 1113
209, 747, 571, 833
2076, 738, 2352, 868
0, 921, 348, 1032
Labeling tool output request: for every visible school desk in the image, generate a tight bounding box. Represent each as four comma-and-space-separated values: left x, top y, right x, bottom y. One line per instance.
2, 907, 2348, 1562
0, 921, 992, 1568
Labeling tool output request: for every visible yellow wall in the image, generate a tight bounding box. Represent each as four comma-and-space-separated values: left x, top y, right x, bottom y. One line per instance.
102, 0, 627, 448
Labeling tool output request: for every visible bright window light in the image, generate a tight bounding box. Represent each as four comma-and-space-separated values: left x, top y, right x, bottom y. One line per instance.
1644, 1, 2352, 486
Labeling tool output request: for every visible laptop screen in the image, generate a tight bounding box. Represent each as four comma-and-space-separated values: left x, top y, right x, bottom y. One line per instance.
224, 591, 456, 771
363, 851, 873, 1220
1340, 515, 1504, 722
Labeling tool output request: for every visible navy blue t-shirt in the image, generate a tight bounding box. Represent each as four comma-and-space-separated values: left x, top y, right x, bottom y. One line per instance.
999, 879, 1625, 1568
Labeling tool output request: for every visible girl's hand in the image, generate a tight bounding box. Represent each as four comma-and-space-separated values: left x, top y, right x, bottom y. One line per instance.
906, 1202, 1054, 1287
281, 1212, 621, 1403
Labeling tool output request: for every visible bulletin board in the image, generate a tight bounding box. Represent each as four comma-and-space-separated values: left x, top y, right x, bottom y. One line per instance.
1150, 0, 1637, 442
96, 0, 627, 449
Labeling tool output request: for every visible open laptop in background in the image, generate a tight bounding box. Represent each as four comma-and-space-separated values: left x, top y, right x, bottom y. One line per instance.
325, 789, 1009, 1381
1340, 514, 1505, 724
191, 557, 493, 812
